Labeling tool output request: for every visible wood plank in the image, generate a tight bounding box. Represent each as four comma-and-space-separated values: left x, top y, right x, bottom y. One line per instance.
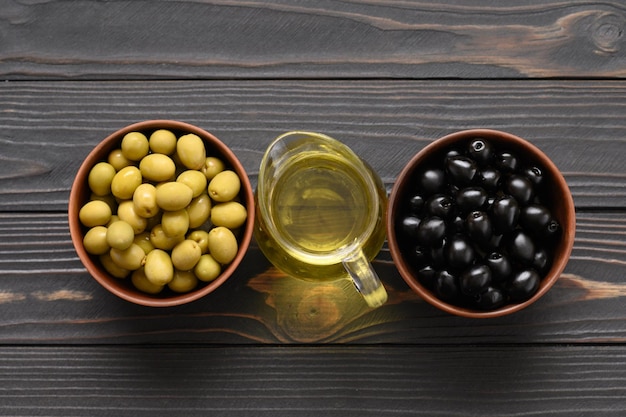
1, 0, 625, 79
0, 211, 625, 345
0, 345, 625, 416
1, 80, 625, 210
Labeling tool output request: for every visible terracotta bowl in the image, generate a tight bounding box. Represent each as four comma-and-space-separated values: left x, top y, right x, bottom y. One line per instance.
387, 129, 576, 318
68, 120, 254, 307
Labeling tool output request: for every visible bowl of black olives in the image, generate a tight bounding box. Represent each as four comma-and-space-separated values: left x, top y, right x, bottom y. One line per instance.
387, 129, 575, 318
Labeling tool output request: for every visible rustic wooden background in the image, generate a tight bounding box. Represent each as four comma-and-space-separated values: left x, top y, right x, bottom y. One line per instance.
1, 1, 625, 415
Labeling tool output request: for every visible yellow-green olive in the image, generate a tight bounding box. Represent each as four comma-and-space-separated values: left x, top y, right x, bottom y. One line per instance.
208, 170, 240, 202
88, 162, 116, 196
202, 156, 225, 180
106, 220, 135, 250
207, 226, 238, 264
132, 183, 159, 219
110, 243, 146, 271
100, 253, 130, 279
187, 230, 210, 254
155, 182, 193, 211
107, 148, 133, 171
79, 200, 112, 227
171, 239, 202, 271
149, 129, 177, 155
111, 166, 142, 200
117, 200, 148, 234
83, 226, 110, 255
150, 224, 184, 250
177, 170, 207, 198
144, 249, 174, 286
211, 201, 247, 229
133, 232, 154, 255
168, 270, 198, 293
131, 268, 164, 294
161, 209, 189, 237
139, 153, 176, 182
194, 254, 221, 282
187, 194, 211, 228
121, 131, 149, 161
176, 133, 206, 170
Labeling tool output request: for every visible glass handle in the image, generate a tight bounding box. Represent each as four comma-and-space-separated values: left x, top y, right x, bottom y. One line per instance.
342, 249, 388, 308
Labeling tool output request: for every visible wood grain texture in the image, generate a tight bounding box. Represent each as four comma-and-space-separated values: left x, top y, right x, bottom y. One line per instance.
1, 79, 625, 210
1, 0, 625, 79
1, 345, 625, 416
0, 211, 624, 345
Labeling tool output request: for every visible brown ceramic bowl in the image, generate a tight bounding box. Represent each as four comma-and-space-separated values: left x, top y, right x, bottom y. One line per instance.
68, 120, 254, 307
387, 129, 575, 318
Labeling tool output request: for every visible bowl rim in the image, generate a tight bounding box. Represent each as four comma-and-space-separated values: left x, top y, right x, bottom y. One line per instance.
68, 119, 255, 307
386, 128, 576, 318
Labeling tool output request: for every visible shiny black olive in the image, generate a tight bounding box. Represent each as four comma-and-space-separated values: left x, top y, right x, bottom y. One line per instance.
522, 166, 544, 187
490, 195, 520, 234
506, 269, 540, 301
445, 234, 475, 272
445, 156, 478, 185
466, 211, 493, 244
475, 286, 506, 310
468, 138, 494, 166
418, 168, 446, 196
455, 187, 488, 213
435, 270, 460, 301
508, 230, 535, 264
417, 265, 437, 289
416, 217, 446, 247
408, 194, 425, 214
505, 175, 534, 205
478, 167, 501, 191
532, 247, 550, 274
400, 216, 422, 239
496, 151, 519, 172
520, 204, 552, 237
425, 194, 455, 219
485, 252, 513, 282
459, 264, 492, 296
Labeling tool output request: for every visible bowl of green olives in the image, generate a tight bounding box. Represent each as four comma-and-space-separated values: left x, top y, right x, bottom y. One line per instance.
68, 120, 254, 307
387, 129, 575, 318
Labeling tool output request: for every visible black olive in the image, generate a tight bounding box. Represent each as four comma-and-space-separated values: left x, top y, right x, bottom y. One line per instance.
485, 252, 513, 282
410, 246, 430, 267
466, 211, 493, 244
445, 156, 478, 185
532, 247, 550, 273
522, 166, 544, 187
490, 195, 520, 234
468, 138, 494, 166
459, 264, 492, 296
506, 269, 540, 301
418, 168, 446, 196
475, 286, 506, 310
425, 194, 455, 219
416, 217, 446, 247
408, 194, 425, 214
496, 151, 519, 172
478, 167, 501, 191
508, 230, 535, 264
455, 187, 488, 213
520, 204, 552, 237
445, 234, 476, 272
416, 265, 437, 289
430, 241, 446, 268
400, 216, 422, 239
505, 175, 534, 205
435, 270, 460, 301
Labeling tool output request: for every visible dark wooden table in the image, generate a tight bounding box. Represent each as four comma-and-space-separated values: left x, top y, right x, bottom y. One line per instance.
2, 1, 626, 415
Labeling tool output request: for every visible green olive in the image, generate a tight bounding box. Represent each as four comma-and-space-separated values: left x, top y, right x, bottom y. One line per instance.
133, 232, 155, 254
111, 166, 142, 200
110, 243, 146, 270
211, 201, 247, 229
161, 209, 189, 237
99, 253, 130, 279
176, 133, 206, 170
168, 270, 198, 293
121, 131, 149, 161
177, 170, 207, 198
202, 156, 225, 180
150, 224, 184, 250
88, 162, 116, 196
208, 170, 241, 202
187, 230, 210, 254
83, 226, 110, 255
107, 148, 133, 171
117, 200, 148, 234
144, 249, 174, 286
131, 268, 164, 294
79, 200, 112, 227
187, 194, 211, 228
139, 153, 176, 182
132, 183, 159, 218
149, 129, 177, 155
207, 226, 238, 264
194, 254, 221, 282
171, 239, 202, 271
155, 181, 193, 211
106, 220, 135, 250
